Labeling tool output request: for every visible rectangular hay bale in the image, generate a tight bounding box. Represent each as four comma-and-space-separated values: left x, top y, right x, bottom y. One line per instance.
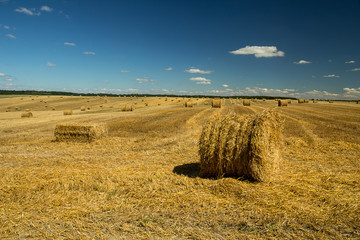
54, 123, 108, 142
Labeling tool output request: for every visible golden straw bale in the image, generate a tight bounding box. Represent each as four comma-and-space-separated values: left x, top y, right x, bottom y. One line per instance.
329, 101, 334, 103
81, 106, 86, 111
145, 103, 148, 106
287, 100, 291, 104
304, 99, 309, 103
243, 99, 251, 106
278, 100, 288, 107
212, 99, 222, 108
185, 101, 193, 108
63, 110, 73, 115
52, 107, 56, 111
313, 100, 318, 103
122, 104, 134, 111
54, 123, 108, 142
357, 100, 360, 104
298, 99, 304, 103
199, 109, 283, 182
21, 112, 33, 118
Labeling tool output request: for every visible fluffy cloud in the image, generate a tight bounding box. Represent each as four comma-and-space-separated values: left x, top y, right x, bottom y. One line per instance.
40, 6, 53, 12
136, 78, 155, 83
185, 68, 212, 74
4, 78, 13, 82
64, 42, 76, 46
0, 73, 5, 77
229, 46, 285, 58
3, 25, 9, 29
165, 67, 173, 71
345, 60, 355, 64
294, 60, 311, 64
189, 77, 211, 85
14, 7, 40, 16
343, 87, 360, 95
323, 74, 339, 78
6, 33, 16, 39
46, 62, 56, 67
351, 68, 360, 71
222, 84, 229, 88
121, 70, 129, 73
83, 51, 96, 55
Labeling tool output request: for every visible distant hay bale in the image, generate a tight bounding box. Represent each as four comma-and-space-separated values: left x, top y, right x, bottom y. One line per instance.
298, 99, 304, 103
243, 99, 251, 106
21, 112, 33, 118
63, 110, 73, 115
313, 100, 318, 103
165, 98, 168, 101
287, 100, 291, 104
329, 101, 334, 103
199, 110, 283, 182
357, 100, 360, 104
54, 123, 108, 142
122, 104, 134, 111
81, 106, 86, 111
278, 100, 288, 107
52, 107, 56, 111
15, 107, 19, 111
87, 107, 91, 110
304, 99, 309, 103
145, 103, 148, 106
212, 99, 222, 108
185, 101, 193, 108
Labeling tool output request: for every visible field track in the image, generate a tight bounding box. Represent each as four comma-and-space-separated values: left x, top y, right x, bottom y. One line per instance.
0, 96, 359, 239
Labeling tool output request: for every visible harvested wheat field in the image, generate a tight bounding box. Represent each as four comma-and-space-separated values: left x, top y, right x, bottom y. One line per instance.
0, 95, 359, 239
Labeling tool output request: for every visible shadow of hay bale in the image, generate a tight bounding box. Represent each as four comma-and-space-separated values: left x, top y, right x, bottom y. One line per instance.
173, 163, 200, 178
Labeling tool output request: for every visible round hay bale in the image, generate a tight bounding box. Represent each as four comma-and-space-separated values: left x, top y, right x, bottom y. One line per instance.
329, 101, 334, 103
81, 106, 86, 111
21, 112, 33, 118
278, 100, 288, 107
304, 99, 309, 103
243, 99, 251, 106
145, 103, 148, 106
52, 107, 56, 111
185, 101, 193, 108
287, 100, 291, 104
63, 110, 73, 115
298, 99, 304, 103
122, 104, 134, 111
212, 99, 221, 108
87, 107, 91, 110
199, 110, 283, 182
357, 100, 360, 104
313, 100, 318, 103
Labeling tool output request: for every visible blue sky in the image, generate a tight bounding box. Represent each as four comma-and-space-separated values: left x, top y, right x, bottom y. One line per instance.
1, 0, 360, 99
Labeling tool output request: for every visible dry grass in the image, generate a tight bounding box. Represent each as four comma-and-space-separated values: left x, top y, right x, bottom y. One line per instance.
54, 123, 108, 142
198, 110, 283, 182
0, 96, 359, 239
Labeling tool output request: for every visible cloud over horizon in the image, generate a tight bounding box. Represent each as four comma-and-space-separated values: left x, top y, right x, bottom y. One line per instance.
189, 77, 211, 84
14, 7, 40, 16
64, 42, 76, 46
83, 51, 96, 55
46, 62, 56, 67
185, 68, 212, 74
229, 46, 285, 58
323, 74, 340, 78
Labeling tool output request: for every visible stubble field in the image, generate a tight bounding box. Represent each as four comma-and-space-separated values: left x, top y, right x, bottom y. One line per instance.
0, 95, 359, 239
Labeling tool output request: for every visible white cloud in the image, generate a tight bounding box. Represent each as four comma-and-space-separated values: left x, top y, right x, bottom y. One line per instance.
294, 60, 311, 64
0, 73, 5, 77
136, 78, 155, 83
14, 7, 40, 16
222, 84, 229, 88
351, 68, 360, 71
64, 42, 76, 46
83, 51, 96, 55
323, 74, 339, 78
304, 90, 339, 97
345, 60, 355, 64
165, 67, 173, 71
189, 77, 211, 85
46, 62, 56, 67
121, 70, 129, 73
40, 6, 53, 12
229, 46, 285, 58
3, 25, 9, 29
4, 78, 13, 82
6, 33, 16, 39
185, 68, 212, 74
343, 87, 360, 95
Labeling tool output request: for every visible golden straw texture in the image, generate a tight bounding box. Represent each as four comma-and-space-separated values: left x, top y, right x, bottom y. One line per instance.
54, 123, 108, 142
